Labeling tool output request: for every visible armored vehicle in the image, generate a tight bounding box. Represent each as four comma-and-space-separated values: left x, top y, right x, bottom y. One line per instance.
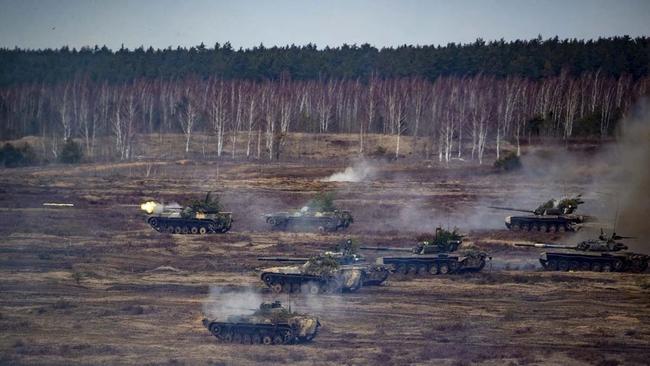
259, 249, 383, 294
516, 230, 648, 272
203, 301, 320, 345
142, 192, 232, 234
258, 240, 390, 292
489, 195, 591, 232
361, 228, 490, 275
264, 206, 353, 232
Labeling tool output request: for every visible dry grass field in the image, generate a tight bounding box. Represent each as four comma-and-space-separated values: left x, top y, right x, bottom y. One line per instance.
0, 135, 649, 365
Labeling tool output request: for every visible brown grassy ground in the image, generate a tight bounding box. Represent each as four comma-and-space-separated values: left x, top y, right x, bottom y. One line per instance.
0, 140, 649, 365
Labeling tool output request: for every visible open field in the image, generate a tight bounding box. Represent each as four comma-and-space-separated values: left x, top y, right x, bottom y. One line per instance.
1, 143, 649, 365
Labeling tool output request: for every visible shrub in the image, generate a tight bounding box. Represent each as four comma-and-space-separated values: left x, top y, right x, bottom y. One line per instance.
308, 191, 337, 211
0, 142, 36, 167
59, 138, 83, 164
494, 151, 521, 171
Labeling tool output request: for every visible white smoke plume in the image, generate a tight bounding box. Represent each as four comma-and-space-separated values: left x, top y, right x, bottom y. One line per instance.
202, 286, 262, 320
322, 159, 376, 182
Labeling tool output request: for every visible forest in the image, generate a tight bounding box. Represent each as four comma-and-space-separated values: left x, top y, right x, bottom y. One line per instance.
1, 36, 649, 164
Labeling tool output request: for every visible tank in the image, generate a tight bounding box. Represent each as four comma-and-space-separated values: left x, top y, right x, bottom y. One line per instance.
360, 228, 490, 276
489, 195, 591, 232
264, 206, 353, 232
516, 230, 648, 273
258, 240, 390, 292
202, 301, 320, 345
142, 192, 233, 234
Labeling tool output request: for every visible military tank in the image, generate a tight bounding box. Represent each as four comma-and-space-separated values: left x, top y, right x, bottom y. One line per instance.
264, 192, 353, 232
203, 301, 320, 345
361, 228, 490, 275
264, 206, 353, 232
516, 230, 648, 273
489, 195, 591, 232
142, 192, 233, 234
258, 240, 390, 292
259, 249, 381, 294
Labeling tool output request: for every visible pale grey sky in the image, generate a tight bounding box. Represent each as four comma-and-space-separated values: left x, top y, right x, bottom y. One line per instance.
0, 0, 649, 50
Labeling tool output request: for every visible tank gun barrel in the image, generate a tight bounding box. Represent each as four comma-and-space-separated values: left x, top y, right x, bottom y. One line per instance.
360, 246, 413, 252
515, 243, 574, 249
487, 206, 535, 214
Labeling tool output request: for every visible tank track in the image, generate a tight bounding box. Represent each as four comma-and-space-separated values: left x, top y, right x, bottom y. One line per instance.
540, 254, 649, 273
147, 217, 231, 234
266, 217, 349, 232
205, 321, 317, 345
260, 272, 356, 294
383, 257, 486, 276
506, 218, 576, 232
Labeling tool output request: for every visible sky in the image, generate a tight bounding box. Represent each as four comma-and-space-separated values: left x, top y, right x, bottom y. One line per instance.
0, 0, 648, 50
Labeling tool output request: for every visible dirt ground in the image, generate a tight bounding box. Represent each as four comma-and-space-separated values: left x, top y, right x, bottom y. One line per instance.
1, 149, 649, 365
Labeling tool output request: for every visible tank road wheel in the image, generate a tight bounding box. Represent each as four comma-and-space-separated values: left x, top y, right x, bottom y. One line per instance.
242, 334, 252, 344
558, 224, 567, 232
209, 324, 221, 336
165, 226, 174, 234
546, 260, 558, 271
223, 332, 233, 343
252, 334, 261, 344
307, 282, 321, 295
407, 264, 418, 275
511, 223, 520, 231
558, 260, 569, 271
417, 265, 427, 276
613, 260, 623, 272
198, 226, 208, 235
602, 263, 612, 272
270, 282, 284, 294
233, 333, 242, 344
580, 262, 591, 271
569, 261, 579, 271
262, 335, 273, 345
190, 226, 199, 234
439, 263, 450, 275
591, 263, 602, 272
174, 226, 182, 234
397, 264, 408, 275
273, 335, 284, 344
540, 224, 549, 232
429, 263, 440, 275
181, 226, 189, 234
526, 224, 533, 231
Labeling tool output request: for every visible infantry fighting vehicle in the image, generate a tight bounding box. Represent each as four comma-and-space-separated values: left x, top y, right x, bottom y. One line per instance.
258, 240, 390, 293
142, 192, 233, 234
361, 228, 490, 276
203, 301, 320, 345
516, 230, 648, 273
489, 195, 591, 232
264, 206, 353, 232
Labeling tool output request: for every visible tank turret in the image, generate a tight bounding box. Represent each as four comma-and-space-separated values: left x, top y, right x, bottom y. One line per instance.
516, 230, 648, 272
142, 192, 233, 234
489, 194, 591, 232
203, 301, 321, 345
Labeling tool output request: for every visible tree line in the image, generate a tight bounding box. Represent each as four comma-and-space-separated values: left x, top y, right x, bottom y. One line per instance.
1, 71, 647, 164
1, 36, 649, 86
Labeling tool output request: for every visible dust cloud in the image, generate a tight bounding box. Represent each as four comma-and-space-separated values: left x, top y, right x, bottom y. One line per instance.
202, 286, 262, 320
321, 159, 376, 182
